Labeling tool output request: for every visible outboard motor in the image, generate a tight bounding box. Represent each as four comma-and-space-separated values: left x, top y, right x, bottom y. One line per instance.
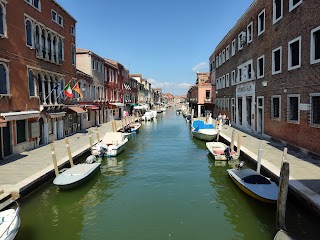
236, 161, 245, 170
86, 155, 97, 164
224, 147, 232, 161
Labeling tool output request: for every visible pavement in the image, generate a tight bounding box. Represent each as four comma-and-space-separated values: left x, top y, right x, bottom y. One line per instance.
217, 123, 320, 216
0, 118, 130, 209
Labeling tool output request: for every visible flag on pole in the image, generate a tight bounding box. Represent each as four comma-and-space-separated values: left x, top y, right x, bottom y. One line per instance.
64, 83, 73, 98
73, 82, 83, 98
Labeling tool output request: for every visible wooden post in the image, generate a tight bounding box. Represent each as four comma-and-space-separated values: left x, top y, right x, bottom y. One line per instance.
65, 138, 74, 167
50, 143, 59, 177
89, 132, 93, 151
96, 127, 100, 142
276, 161, 289, 231
230, 129, 235, 151
191, 109, 194, 121
236, 134, 242, 155
281, 147, 288, 166
216, 130, 220, 142
257, 140, 263, 173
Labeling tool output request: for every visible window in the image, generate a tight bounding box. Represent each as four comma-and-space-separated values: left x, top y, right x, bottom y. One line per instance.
216, 79, 219, 90
288, 36, 301, 70
28, 70, 35, 96
289, 0, 302, 12
0, 1, 6, 37
226, 45, 230, 60
257, 55, 265, 79
232, 39, 236, 56
238, 32, 244, 50
16, 120, 26, 144
310, 93, 320, 126
271, 96, 281, 120
226, 73, 229, 87
287, 95, 300, 123
71, 44, 76, 65
238, 68, 242, 82
222, 75, 225, 88
58, 15, 63, 26
222, 49, 225, 63
58, 38, 64, 61
247, 22, 253, 43
231, 70, 236, 85
237, 59, 253, 82
310, 26, 320, 64
272, 46, 282, 75
273, 0, 283, 24
71, 26, 75, 36
48, 118, 53, 134
258, 9, 265, 36
219, 53, 222, 66
215, 56, 219, 68
205, 90, 210, 99
25, 19, 33, 47
92, 60, 95, 70
0, 63, 8, 94
51, 10, 57, 22
226, 98, 229, 110
33, 0, 40, 10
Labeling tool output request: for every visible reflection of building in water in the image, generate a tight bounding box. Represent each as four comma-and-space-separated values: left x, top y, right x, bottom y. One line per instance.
99, 157, 124, 176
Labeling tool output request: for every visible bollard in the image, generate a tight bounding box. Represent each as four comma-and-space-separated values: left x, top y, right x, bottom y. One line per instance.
256, 140, 263, 173
281, 147, 288, 167
65, 138, 74, 167
276, 161, 289, 231
95, 127, 100, 142
50, 143, 59, 177
89, 132, 93, 151
236, 134, 242, 156
230, 129, 235, 151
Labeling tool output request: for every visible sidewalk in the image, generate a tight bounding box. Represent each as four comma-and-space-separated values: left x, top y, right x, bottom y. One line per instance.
218, 124, 320, 215
0, 119, 126, 209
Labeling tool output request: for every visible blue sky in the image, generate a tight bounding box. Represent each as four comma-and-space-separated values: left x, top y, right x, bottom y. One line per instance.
57, 0, 253, 95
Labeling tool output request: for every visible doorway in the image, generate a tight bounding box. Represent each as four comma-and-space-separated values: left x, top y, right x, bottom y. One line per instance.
246, 97, 252, 127
2, 123, 11, 157
257, 97, 264, 134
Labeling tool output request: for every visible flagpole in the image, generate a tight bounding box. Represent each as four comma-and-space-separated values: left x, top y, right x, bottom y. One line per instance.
44, 83, 60, 102
55, 79, 72, 101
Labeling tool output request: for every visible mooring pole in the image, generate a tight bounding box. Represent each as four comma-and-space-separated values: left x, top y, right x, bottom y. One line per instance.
65, 138, 74, 167
236, 134, 242, 156
191, 109, 194, 122
257, 140, 263, 173
281, 147, 288, 166
96, 127, 100, 142
230, 129, 235, 151
50, 143, 59, 177
276, 161, 289, 231
89, 132, 93, 151
216, 130, 220, 142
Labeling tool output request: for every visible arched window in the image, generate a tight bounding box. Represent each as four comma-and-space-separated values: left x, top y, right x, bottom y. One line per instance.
25, 19, 33, 47
53, 37, 57, 62
41, 29, 46, 58
0, 2, 6, 36
47, 33, 52, 61
35, 26, 41, 55
58, 38, 64, 62
0, 63, 8, 94
28, 70, 35, 96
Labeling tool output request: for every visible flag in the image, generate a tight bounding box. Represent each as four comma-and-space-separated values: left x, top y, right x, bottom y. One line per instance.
73, 82, 83, 98
64, 83, 73, 98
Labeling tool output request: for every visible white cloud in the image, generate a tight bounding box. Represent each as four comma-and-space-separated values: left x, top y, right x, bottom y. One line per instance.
192, 62, 209, 72
147, 78, 191, 95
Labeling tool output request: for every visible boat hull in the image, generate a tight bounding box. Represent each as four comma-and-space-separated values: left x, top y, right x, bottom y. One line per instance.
192, 130, 217, 141
227, 169, 278, 203
105, 138, 128, 157
0, 207, 20, 240
53, 163, 101, 189
206, 142, 239, 161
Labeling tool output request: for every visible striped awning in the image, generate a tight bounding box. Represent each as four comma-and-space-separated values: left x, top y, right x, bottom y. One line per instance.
0, 110, 40, 121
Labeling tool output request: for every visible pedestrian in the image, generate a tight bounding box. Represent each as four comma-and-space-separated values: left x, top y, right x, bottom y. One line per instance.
225, 116, 230, 128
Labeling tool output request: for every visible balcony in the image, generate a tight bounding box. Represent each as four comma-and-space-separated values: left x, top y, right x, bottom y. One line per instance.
204, 98, 212, 103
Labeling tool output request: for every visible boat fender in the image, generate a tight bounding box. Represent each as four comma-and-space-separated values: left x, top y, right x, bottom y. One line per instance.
86, 155, 97, 164
236, 161, 245, 170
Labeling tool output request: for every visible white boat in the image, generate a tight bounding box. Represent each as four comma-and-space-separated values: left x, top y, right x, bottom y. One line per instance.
53, 158, 101, 189
150, 110, 157, 118
227, 165, 278, 204
206, 141, 240, 160
92, 132, 128, 157
191, 120, 218, 141
142, 111, 154, 121
0, 202, 20, 240
129, 122, 141, 133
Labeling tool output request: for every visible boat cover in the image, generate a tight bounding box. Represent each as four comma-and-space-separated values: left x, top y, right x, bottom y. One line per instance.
233, 169, 271, 184
192, 120, 214, 130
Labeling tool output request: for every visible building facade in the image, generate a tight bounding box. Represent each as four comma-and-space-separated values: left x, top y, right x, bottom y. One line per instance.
0, 0, 76, 158
210, 0, 320, 154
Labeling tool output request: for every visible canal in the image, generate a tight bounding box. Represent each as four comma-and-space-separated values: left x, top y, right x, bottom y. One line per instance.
16, 108, 319, 239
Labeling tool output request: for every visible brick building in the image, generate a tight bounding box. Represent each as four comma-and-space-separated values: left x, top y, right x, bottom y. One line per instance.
210, 0, 320, 154
0, 0, 76, 158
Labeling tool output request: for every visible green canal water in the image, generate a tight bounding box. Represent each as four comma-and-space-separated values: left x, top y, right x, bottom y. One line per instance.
16, 109, 319, 239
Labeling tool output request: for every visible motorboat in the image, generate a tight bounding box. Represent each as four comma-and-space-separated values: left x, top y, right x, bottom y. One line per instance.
206, 141, 239, 160
92, 132, 128, 157
191, 120, 218, 141
142, 111, 154, 121
53, 156, 101, 189
176, 109, 182, 115
227, 162, 278, 203
129, 122, 141, 133
0, 202, 20, 240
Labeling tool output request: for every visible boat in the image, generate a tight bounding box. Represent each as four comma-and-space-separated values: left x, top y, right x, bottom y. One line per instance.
176, 109, 182, 115
129, 122, 141, 133
92, 132, 128, 157
206, 141, 240, 160
191, 120, 218, 141
227, 162, 279, 203
0, 202, 20, 240
53, 156, 101, 189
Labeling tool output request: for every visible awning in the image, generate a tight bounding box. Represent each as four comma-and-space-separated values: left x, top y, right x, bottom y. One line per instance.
110, 103, 125, 107
0, 119, 7, 127
47, 112, 66, 118
67, 106, 86, 114
0, 110, 40, 121
86, 105, 99, 110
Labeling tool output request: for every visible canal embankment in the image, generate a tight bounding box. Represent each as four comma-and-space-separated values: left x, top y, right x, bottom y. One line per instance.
0, 118, 137, 210
215, 124, 320, 216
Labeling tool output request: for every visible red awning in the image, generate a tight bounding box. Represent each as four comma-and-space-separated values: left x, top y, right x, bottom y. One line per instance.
86, 105, 99, 110
67, 106, 86, 114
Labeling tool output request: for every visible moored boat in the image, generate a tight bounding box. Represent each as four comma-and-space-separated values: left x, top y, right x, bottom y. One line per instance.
0, 202, 20, 240
227, 164, 278, 203
92, 132, 128, 157
206, 141, 239, 160
191, 120, 218, 141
